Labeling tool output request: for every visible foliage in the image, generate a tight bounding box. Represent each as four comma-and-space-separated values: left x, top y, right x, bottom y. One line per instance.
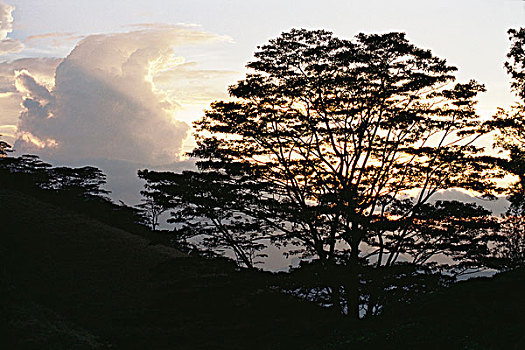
482, 28, 525, 270
488, 28, 525, 209
0, 154, 53, 191
0, 154, 108, 199
44, 166, 109, 197
138, 169, 268, 268
136, 197, 165, 231
0, 153, 159, 246
492, 215, 525, 270
137, 169, 172, 231
487, 29, 525, 213
141, 29, 503, 318
367, 200, 499, 271
0, 135, 12, 157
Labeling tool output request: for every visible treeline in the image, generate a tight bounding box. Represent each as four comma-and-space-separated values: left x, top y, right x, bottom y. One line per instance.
0, 152, 149, 238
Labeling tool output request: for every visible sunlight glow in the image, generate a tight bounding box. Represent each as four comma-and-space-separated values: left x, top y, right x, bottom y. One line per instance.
19, 131, 57, 149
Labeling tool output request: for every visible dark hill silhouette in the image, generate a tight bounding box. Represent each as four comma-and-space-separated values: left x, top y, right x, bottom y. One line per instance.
318, 267, 525, 349
0, 186, 339, 349
2, 184, 525, 349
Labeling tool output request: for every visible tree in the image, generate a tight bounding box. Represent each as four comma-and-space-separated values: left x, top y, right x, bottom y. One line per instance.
492, 215, 525, 269
138, 168, 268, 268
0, 153, 108, 200
147, 29, 499, 318
136, 197, 165, 231
0, 154, 52, 190
137, 169, 171, 231
0, 135, 12, 157
484, 28, 525, 269
489, 29, 525, 211
43, 166, 109, 198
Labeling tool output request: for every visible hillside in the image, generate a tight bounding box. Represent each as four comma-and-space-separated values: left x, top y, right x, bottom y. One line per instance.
2, 186, 525, 349
0, 187, 339, 349
318, 268, 525, 349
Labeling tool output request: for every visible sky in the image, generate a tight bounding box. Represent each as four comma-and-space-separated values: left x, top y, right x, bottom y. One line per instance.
0, 0, 524, 204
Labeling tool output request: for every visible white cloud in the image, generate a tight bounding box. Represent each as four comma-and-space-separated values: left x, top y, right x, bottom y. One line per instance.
0, 92, 19, 144
0, 57, 61, 146
0, 57, 61, 93
24, 32, 84, 47
0, 1, 23, 55
0, 1, 14, 39
0, 38, 23, 55
14, 25, 230, 165
153, 62, 239, 105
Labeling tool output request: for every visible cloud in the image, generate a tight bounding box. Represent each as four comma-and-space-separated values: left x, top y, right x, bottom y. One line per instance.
0, 1, 13, 39
0, 38, 23, 55
153, 62, 239, 104
25, 32, 84, 48
0, 57, 61, 91
14, 25, 230, 165
0, 1, 24, 55
15, 69, 54, 101
0, 57, 61, 145
0, 92, 19, 143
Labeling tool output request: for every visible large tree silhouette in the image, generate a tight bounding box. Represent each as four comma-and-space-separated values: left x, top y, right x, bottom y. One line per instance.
144, 29, 500, 318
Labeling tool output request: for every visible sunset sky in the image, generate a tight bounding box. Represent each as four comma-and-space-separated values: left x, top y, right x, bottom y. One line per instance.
0, 0, 524, 203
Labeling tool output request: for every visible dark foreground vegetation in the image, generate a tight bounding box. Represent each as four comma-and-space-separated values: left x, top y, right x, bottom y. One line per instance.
0, 186, 340, 350
3, 27, 525, 349
1, 173, 525, 349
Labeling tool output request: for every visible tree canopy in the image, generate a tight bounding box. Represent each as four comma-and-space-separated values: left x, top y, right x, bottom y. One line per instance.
0, 136, 12, 157
0, 154, 108, 199
489, 28, 525, 213
142, 29, 503, 318
479, 28, 525, 270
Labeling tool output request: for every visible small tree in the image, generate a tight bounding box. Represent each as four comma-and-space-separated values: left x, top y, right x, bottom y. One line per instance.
136, 197, 165, 231
138, 168, 268, 268
137, 169, 171, 231
44, 166, 109, 198
0, 135, 12, 157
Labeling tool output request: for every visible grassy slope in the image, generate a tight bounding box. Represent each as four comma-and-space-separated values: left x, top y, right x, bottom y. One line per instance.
2, 186, 525, 349
0, 187, 339, 349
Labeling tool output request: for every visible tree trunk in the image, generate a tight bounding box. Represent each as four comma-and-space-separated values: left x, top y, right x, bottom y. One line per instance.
331, 283, 342, 314
347, 268, 360, 320
348, 241, 361, 320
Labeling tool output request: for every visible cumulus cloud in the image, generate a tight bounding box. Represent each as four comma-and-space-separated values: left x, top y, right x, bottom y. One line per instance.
0, 1, 23, 55
0, 57, 61, 92
154, 62, 238, 104
25, 32, 84, 48
0, 57, 61, 142
0, 92, 19, 142
14, 25, 231, 165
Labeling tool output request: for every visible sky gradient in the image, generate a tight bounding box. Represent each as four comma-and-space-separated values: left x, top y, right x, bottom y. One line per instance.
0, 0, 524, 204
